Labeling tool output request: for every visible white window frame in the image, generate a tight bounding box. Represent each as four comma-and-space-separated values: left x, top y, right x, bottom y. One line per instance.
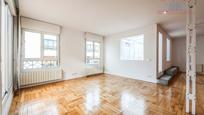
21, 28, 60, 70
120, 34, 144, 61
85, 40, 101, 65
158, 32, 163, 73
166, 38, 171, 62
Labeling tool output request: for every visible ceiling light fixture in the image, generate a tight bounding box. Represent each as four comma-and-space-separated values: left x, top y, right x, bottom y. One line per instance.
163, 10, 168, 14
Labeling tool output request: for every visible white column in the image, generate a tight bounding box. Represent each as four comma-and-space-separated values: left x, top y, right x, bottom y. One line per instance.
186, 0, 196, 114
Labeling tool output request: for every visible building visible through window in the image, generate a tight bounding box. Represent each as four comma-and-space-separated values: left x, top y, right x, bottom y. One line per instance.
22, 30, 59, 69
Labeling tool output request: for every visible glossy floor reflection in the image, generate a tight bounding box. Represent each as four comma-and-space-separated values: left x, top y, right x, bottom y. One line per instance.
9, 73, 204, 115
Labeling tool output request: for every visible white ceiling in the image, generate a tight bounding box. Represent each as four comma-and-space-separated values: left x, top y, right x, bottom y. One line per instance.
19, 0, 204, 38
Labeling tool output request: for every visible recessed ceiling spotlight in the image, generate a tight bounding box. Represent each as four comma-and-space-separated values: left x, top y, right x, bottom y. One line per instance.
163, 10, 168, 14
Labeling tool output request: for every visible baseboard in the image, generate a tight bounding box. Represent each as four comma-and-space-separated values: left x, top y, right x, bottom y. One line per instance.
86, 73, 104, 77
63, 72, 104, 80
63, 74, 85, 80
104, 71, 158, 83
2, 88, 13, 115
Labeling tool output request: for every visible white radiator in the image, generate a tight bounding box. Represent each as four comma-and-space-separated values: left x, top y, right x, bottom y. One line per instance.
20, 68, 63, 86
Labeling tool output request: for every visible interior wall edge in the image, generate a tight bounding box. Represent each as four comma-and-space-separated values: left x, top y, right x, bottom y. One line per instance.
0, 0, 2, 113
2, 87, 13, 115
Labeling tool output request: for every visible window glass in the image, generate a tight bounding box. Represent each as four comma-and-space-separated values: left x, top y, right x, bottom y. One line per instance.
24, 31, 41, 58
86, 41, 101, 64
44, 34, 57, 57
166, 38, 171, 61
158, 32, 163, 73
120, 35, 144, 60
22, 31, 59, 70
86, 41, 94, 64
94, 42, 100, 59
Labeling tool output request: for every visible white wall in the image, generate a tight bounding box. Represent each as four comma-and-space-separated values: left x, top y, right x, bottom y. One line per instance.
60, 27, 104, 80
104, 24, 158, 83
172, 36, 204, 72
172, 38, 186, 72
60, 27, 86, 79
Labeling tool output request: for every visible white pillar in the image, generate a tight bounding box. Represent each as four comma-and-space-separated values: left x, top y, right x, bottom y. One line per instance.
186, 0, 196, 114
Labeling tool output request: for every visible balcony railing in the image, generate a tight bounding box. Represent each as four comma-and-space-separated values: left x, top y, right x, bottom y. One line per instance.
23, 60, 59, 70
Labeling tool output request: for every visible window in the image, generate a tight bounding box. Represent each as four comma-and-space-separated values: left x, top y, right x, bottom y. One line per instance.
120, 34, 144, 60
44, 34, 57, 57
158, 32, 163, 73
22, 30, 59, 70
24, 31, 41, 58
166, 38, 171, 61
1, 4, 13, 98
86, 41, 101, 64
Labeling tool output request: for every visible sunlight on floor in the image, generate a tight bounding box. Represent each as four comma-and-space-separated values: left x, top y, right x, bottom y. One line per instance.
121, 91, 145, 115
19, 100, 59, 115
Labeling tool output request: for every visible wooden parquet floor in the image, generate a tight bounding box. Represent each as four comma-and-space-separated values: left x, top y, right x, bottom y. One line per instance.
9, 73, 204, 115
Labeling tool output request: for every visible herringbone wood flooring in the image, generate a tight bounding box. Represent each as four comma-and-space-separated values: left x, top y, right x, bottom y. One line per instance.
9, 73, 204, 115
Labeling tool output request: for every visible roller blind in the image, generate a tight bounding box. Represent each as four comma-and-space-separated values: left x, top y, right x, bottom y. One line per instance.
85, 32, 103, 42
21, 17, 61, 34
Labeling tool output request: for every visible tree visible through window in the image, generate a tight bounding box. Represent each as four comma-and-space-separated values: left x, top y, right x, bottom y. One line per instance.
120, 34, 144, 60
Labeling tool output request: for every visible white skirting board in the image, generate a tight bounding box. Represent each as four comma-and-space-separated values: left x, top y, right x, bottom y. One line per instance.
104, 71, 158, 83
63, 72, 85, 80
63, 71, 103, 80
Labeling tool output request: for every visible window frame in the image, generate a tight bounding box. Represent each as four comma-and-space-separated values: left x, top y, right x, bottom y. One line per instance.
21, 28, 60, 70
120, 34, 144, 61
85, 40, 101, 65
166, 38, 171, 62
158, 32, 163, 73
